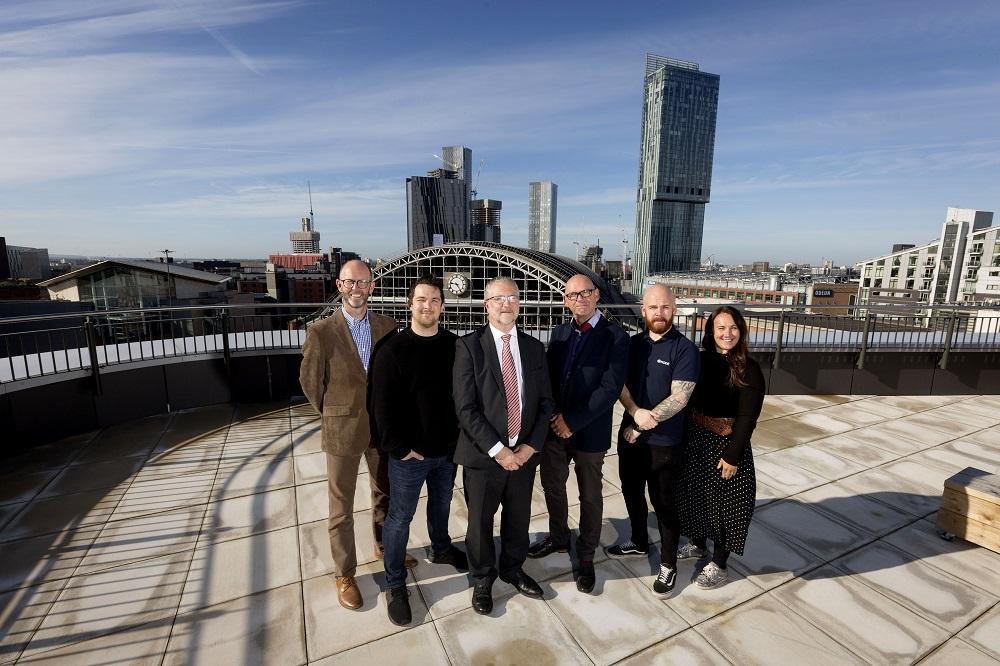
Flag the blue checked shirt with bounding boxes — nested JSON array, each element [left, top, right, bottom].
[[342, 308, 372, 373]]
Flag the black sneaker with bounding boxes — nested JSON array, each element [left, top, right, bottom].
[[386, 586, 411, 626], [652, 564, 677, 594], [606, 539, 649, 559], [431, 545, 469, 572]]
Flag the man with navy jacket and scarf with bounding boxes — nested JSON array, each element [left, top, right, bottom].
[[453, 276, 554, 615], [526, 274, 628, 593]]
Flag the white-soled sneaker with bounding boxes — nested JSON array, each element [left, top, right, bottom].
[[652, 564, 677, 594], [605, 539, 649, 559], [695, 562, 729, 588], [677, 542, 707, 560]]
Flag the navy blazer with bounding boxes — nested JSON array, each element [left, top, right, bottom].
[[546, 315, 629, 453], [453, 325, 554, 469]]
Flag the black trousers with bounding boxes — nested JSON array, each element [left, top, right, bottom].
[[618, 436, 682, 567], [463, 456, 539, 580], [539, 438, 605, 561]]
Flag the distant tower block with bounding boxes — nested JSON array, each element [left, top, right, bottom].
[[290, 216, 321, 254], [470, 199, 502, 243], [528, 181, 557, 252]]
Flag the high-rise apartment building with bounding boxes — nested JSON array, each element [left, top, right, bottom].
[[528, 181, 557, 252], [470, 199, 502, 243], [290, 216, 321, 254], [632, 54, 720, 287], [857, 208, 998, 313], [407, 146, 473, 250]]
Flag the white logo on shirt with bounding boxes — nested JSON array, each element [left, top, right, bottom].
[[657, 359, 670, 366]]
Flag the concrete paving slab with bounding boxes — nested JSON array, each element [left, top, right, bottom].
[[292, 450, 326, 484], [806, 433, 900, 467], [302, 563, 430, 661], [201, 486, 297, 544], [0, 431, 97, 475], [15, 615, 173, 666], [619, 549, 764, 625], [615, 628, 731, 665], [761, 443, 867, 482], [298, 513, 377, 580], [771, 564, 950, 663], [309, 623, 448, 666], [38, 457, 143, 498], [0, 488, 124, 542], [111, 471, 215, 521], [831, 541, 997, 633], [19, 549, 192, 662], [728, 522, 824, 590], [754, 497, 871, 561], [211, 457, 294, 501], [436, 594, 592, 666], [72, 414, 172, 463], [0, 581, 65, 664], [959, 602, 1000, 660], [543, 559, 687, 665], [795, 481, 917, 537], [883, 519, 1000, 597], [696, 593, 866, 665], [754, 454, 829, 497], [920, 638, 1000, 665], [178, 525, 300, 613], [165, 582, 305, 666], [836, 467, 941, 518], [77, 503, 206, 575], [0, 470, 57, 506]]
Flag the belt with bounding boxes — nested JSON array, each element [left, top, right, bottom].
[[692, 411, 735, 437]]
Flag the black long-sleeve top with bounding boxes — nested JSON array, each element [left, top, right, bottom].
[[369, 328, 459, 460], [689, 350, 766, 465]]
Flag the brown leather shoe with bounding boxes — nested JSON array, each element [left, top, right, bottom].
[[335, 575, 363, 610], [375, 548, 418, 569]]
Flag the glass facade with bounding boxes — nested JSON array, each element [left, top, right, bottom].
[[633, 54, 719, 285], [528, 181, 557, 252], [77, 265, 173, 310], [406, 175, 469, 250]]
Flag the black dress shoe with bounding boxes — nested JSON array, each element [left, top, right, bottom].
[[576, 560, 596, 593], [501, 570, 543, 598], [527, 535, 570, 559], [472, 578, 494, 615]]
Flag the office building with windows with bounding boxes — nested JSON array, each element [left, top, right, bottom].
[[406, 147, 474, 250], [470, 199, 502, 243], [632, 54, 719, 288], [528, 181, 557, 252]]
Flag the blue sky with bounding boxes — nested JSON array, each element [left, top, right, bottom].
[[1, 0, 998, 266]]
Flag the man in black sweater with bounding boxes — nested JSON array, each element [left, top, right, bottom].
[[369, 275, 468, 626]]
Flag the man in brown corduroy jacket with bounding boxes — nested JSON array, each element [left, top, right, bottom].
[[299, 259, 414, 610]]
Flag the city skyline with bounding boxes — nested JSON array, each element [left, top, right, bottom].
[[1, 0, 999, 265]]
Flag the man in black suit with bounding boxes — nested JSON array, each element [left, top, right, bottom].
[[527, 274, 628, 593], [453, 276, 554, 615]]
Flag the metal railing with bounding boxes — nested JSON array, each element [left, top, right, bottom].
[[2, 303, 998, 386]]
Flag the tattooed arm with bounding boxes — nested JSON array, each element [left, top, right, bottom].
[[648, 380, 696, 424]]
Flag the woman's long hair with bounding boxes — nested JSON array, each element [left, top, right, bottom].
[[702, 306, 750, 388]]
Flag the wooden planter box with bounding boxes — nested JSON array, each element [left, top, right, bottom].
[[936, 467, 1000, 554]]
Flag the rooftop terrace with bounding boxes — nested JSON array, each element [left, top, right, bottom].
[[1, 394, 999, 665]]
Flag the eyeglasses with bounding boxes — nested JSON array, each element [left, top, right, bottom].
[[565, 288, 595, 301], [339, 278, 372, 288], [485, 294, 519, 304]]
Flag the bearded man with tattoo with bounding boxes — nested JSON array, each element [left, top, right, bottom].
[[606, 284, 700, 596]]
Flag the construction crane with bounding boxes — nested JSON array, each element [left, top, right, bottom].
[[470, 159, 485, 199], [432, 153, 461, 171]]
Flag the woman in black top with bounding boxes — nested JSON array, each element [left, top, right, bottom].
[[676, 306, 765, 588]]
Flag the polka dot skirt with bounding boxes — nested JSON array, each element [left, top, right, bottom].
[[676, 423, 756, 555]]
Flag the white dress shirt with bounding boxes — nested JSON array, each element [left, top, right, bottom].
[[487, 324, 524, 458]]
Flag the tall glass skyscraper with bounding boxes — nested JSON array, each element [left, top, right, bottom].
[[632, 54, 719, 287], [528, 181, 557, 252], [406, 146, 473, 250]]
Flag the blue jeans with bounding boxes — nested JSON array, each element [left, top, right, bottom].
[[383, 454, 457, 589]]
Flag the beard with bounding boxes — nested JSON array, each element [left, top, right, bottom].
[[645, 316, 671, 334]]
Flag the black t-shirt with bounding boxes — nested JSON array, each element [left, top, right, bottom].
[[622, 327, 700, 446], [689, 349, 766, 464], [369, 327, 459, 459]]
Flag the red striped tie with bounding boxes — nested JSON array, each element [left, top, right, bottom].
[[501, 334, 521, 439]]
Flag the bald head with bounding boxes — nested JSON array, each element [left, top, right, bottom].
[[641, 283, 676, 338], [564, 274, 599, 325], [339, 259, 372, 280]]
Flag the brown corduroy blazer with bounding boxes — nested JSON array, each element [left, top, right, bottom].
[[299, 309, 397, 456]]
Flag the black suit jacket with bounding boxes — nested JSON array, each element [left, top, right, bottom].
[[547, 316, 629, 453], [453, 325, 554, 469]]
